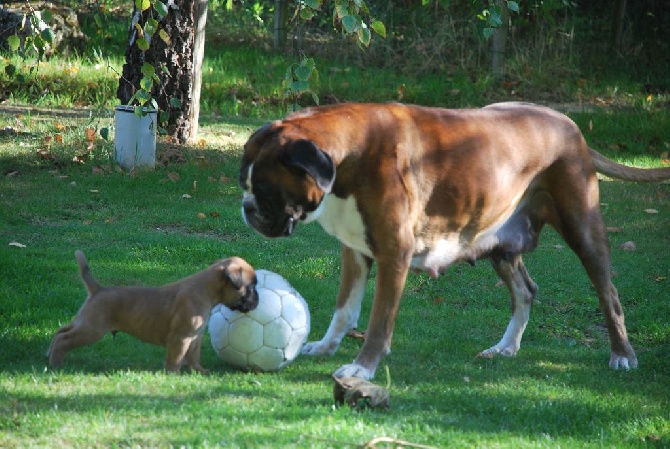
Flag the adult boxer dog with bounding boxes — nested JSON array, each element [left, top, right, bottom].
[[239, 102, 670, 380], [48, 250, 258, 372]]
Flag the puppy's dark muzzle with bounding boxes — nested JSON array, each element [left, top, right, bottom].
[[232, 289, 259, 313]]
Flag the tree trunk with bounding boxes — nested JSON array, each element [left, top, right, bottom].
[[188, 0, 208, 144], [610, 0, 627, 56], [490, 0, 509, 79], [116, 0, 196, 144], [273, 0, 289, 50]]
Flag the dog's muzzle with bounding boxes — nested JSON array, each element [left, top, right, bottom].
[[232, 288, 259, 313], [241, 195, 296, 237]]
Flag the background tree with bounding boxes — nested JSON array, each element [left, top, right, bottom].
[[116, 0, 207, 145]]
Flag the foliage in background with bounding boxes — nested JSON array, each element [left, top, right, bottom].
[[0, 1, 668, 119]]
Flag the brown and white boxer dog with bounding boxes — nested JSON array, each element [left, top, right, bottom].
[[239, 102, 670, 380]]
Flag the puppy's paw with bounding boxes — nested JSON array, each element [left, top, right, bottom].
[[334, 363, 374, 380], [301, 340, 339, 356]]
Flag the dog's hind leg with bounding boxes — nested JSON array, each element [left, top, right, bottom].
[[478, 253, 538, 358], [182, 334, 207, 374], [553, 199, 637, 369], [48, 323, 107, 367]]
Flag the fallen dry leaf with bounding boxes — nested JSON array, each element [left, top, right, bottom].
[[619, 241, 636, 251], [644, 208, 658, 214], [333, 376, 390, 409], [397, 83, 405, 100], [210, 211, 221, 218], [36, 149, 52, 160], [85, 127, 96, 142], [167, 172, 180, 183], [346, 329, 366, 340], [196, 212, 206, 219], [73, 153, 89, 164], [54, 133, 63, 144], [159, 147, 186, 165]]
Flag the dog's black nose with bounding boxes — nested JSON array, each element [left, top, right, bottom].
[[242, 199, 257, 215]]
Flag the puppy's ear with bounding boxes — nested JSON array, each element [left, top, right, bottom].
[[281, 139, 336, 194], [218, 260, 251, 288]]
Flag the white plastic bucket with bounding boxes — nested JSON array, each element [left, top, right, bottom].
[[114, 105, 157, 169]]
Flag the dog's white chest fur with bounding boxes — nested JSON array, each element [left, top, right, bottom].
[[311, 195, 373, 257], [310, 194, 503, 275]]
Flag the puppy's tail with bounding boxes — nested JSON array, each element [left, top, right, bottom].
[[75, 250, 102, 295]]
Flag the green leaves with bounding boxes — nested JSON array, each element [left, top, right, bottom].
[[154, 0, 169, 18], [283, 58, 320, 105], [476, 0, 520, 39], [7, 35, 21, 52], [371, 20, 386, 38], [135, 0, 151, 12]]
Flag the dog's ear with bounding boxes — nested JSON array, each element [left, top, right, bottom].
[[217, 258, 254, 288], [240, 122, 280, 185], [281, 139, 336, 194]]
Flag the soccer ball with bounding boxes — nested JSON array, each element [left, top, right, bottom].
[[209, 269, 310, 372]]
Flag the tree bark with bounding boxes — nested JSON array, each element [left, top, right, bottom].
[[490, 0, 509, 79], [610, 0, 627, 56], [273, 0, 289, 50], [116, 0, 197, 144], [188, 0, 208, 144]]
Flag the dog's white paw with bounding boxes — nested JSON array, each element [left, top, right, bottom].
[[333, 363, 374, 380], [301, 340, 338, 356], [609, 353, 638, 370], [477, 343, 519, 359]]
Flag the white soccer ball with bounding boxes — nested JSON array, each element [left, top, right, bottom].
[[209, 269, 310, 372]]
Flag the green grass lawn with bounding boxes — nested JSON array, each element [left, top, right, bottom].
[[0, 105, 668, 448]]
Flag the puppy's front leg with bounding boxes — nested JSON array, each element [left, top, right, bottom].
[[334, 256, 410, 380], [302, 245, 372, 356]]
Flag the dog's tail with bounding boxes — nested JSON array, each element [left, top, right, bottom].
[[75, 250, 102, 296], [589, 148, 670, 183]]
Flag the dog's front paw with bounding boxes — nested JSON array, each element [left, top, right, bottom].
[[609, 353, 638, 370], [477, 342, 519, 359], [334, 363, 374, 380], [302, 340, 339, 356]]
